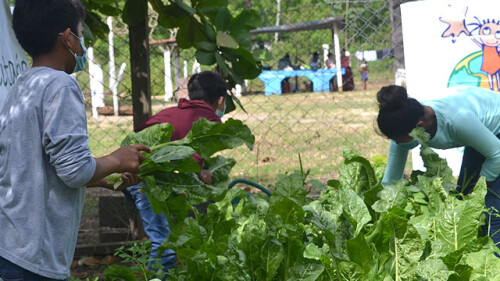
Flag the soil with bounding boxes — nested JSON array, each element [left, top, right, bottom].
[[70, 255, 138, 280]]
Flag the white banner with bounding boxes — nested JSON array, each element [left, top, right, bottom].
[[0, 0, 28, 106], [401, 0, 500, 175]]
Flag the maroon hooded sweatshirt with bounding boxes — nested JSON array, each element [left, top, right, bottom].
[[135, 98, 221, 166]]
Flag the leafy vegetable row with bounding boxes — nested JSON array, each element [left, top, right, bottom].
[[107, 122, 500, 280]]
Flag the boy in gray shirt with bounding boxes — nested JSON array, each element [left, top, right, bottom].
[[0, 0, 150, 280]]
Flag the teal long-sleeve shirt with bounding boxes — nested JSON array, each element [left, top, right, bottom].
[[382, 86, 500, 185]]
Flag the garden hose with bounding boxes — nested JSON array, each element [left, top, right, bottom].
[[227, 178, 272, 197]]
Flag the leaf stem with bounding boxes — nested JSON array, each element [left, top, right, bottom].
[[394, 236, 399, 281]]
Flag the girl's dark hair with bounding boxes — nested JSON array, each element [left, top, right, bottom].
[[13, 0, 86, 58], [188, 71, 228, 105], [376, 85, 424, 140]]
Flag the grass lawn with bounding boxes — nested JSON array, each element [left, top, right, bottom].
[[86, 82, 412, 188]]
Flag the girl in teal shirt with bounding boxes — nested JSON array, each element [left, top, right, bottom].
[[377, 85, 500, 247]]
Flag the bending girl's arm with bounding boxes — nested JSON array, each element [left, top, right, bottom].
[[382, 140, 413, 186]]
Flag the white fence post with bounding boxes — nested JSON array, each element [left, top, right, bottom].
[[88, 47, 104, 122], [107, 17, 119, 116], [163, 46, 173, 102]]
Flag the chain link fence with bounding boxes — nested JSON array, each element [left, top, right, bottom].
[[76, 0, 404, 249], [78, 0, 400, 185]]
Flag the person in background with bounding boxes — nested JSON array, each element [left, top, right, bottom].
[[359, 60, 368, 90], [376, 85, 500, 248], [325, 52, 337, 91], [325, 52, 335, 69], [0, 1, 149, 280], [278, 53, 292, 70], [124, 71, 228, 273], [309, 51, 321, 70], [341, 48, 355, 91], [278, 53, 292, 93]]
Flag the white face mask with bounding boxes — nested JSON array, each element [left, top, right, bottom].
[[216, 102, 226, 118], [59, 31, 88, 73]]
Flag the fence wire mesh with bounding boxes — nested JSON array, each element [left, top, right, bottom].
[[78, 0, 400, 188], [76, 0, 408, 249]]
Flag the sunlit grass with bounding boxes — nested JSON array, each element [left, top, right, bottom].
[[86, 84, 411, 188]]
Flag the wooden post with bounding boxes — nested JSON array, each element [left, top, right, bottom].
[[390, 0, 411, 69], [129, 19, 152, 131]]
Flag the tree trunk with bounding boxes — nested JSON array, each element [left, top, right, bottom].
[[129, 19, 152, 131]]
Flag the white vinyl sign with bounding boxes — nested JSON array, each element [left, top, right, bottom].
[[401, 0, 500, 175], [0, 0, 28, 106]]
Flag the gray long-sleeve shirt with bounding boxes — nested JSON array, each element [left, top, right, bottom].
[[0, 67, 96, 279]]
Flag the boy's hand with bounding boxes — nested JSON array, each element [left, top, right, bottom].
[[109, 144, 151, 173], [98, 172, 140, 191], [87, 144, 150, 188], [114, 172, 140, 191]]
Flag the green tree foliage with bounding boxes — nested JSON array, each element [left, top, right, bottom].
[[82, 0, 272, 112]]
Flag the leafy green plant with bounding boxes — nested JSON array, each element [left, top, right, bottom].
[[107, 122, 500, 280], [82, 0, 272, 114], [104, 240, 166, 281], [157, 128, 500, 280]]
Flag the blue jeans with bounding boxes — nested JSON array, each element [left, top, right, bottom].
[[457, 139, 500, 247], [0, 256, 63, 281], [123, 184, 176, 272]]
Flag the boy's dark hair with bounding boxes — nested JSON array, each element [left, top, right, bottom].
[[188, 71, 228, 105], [13, 0, 86, 58]]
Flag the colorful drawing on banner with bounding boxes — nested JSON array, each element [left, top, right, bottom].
[[440, 6, 500, 92]]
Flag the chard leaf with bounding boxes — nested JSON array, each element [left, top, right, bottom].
[[413, 258, 453, 280], [140, 157, 200, 176], [168, 217, 207, 251], [336, 188, 371, 237], [287, 255, 324, 281], [141, 175, 171, 215], [259, 238, 285, 281], [345, 233, 373, 273], [397, 225, 427, 279], [172, 118, 254, 159], [303, 244, 329, 261], [435, 191, 485, 252], [235, 216, 267, 279], [303, 201, 344, 257], [337, 261, 365, 280], [366, 210, 409, 255], [205, 156, 236, 187], [272, 173, 307, 206], [342, 149, 380, 193], [213, 246, 250, 281], [465, 242, 500, 280], [417, 176, 446, 214], [372, 181, 409, 213], [121, 123, 174, 147], [153, 172, 225, 204], [149, 145, 196, 163], [410, 127, 454, 184], [268, 196, 305, 232]]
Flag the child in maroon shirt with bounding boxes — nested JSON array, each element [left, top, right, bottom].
[[125, 71, 227, 272]]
